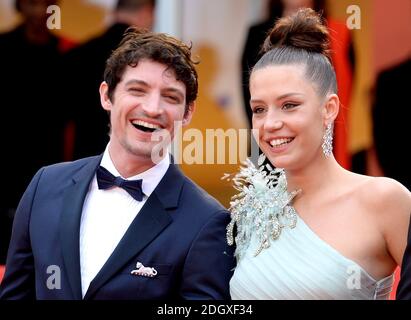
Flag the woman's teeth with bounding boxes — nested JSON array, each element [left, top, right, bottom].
[[269, 138, 294, 147]]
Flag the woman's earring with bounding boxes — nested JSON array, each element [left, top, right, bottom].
[[322, 123, 333, 157]]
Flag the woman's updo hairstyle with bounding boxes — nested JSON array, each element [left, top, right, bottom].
[[253, 8, 337, 97]]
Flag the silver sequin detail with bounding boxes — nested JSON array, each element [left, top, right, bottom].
[[224, 159, 301, 260]]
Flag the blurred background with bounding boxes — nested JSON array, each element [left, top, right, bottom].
[[0, 0, 410, 298]]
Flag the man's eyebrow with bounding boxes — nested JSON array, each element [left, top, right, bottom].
[[124, 79, 148, 87], [162, 87, 184, 99], [124, 79, 185, 99]]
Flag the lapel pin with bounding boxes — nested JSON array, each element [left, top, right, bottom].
[[131, 262, 158, 277]]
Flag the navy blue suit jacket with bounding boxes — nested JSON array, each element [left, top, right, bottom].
[[0, 156, 235, 300]]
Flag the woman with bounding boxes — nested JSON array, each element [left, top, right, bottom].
[[228, 8, 411, 299], [241, 0, 353, 169]]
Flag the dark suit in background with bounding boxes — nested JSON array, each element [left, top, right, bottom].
[[64, 23, 129, 159], [63, 0, 156, 160], [397, 217, 411, 300], [241, 14, 281, 127], [372, 58, 411, 191], [0, 24, 67, 265], [375, 58, 411, 300]]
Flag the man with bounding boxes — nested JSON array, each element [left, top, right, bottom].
[[0, 29, 235, 300], [64, 0, 156, 160]]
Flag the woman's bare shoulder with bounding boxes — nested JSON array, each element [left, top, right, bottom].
[[344, 171, 409, 204], [344, 172, 411, 215], [364, 176, 411, 207], [353, 175, 411, 234], [357, 176, 411, 265]]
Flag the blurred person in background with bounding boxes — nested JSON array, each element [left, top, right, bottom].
[[372, 57, 411, 192], [64, 0, 156, 160], [0, 0, 73, 265], [371, 56, 411, 299]]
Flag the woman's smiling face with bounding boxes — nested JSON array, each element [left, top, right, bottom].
[[250, 64, 329, 170]]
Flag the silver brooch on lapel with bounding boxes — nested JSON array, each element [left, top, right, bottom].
[[130, 262, 158, 278]]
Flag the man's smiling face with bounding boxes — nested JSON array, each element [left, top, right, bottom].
[[100, 59, 194, 161]]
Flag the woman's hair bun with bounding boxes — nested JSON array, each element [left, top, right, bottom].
[[262, 8, 330, 58]]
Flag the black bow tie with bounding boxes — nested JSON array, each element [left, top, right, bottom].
[[96, 166, 144, 201]]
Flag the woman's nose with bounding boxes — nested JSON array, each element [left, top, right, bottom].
[[263, 108, 284, 131], [264, 117, 284, 131]]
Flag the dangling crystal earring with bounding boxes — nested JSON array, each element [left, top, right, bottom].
[[322, 123, 333, 157]]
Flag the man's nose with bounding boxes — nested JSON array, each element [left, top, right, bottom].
[[142, 94, 163, 117]]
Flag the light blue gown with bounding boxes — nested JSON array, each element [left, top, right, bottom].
[[226, 160, 394, 300], [229, 207, 394, 300]]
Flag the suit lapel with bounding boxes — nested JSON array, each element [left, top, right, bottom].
[[59, 156, 102, 300], [83, 164, 185, 299]]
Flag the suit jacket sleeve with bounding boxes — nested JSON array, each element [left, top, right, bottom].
[[180, 210, 235, 300], [0, 168, 44, 300]]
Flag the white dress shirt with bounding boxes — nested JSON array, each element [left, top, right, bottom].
[[79, 146, 170, 297]]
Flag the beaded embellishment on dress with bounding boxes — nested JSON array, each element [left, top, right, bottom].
[[224, 156, 301, 260]]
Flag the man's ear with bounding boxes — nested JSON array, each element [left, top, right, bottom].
[[323, 94, 340, 125], [182, 102, 195, 127], [100, 81, 112, 111]]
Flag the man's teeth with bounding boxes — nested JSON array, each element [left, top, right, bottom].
[[132, 120, 162, 130], [270, 138, 293, 147]]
